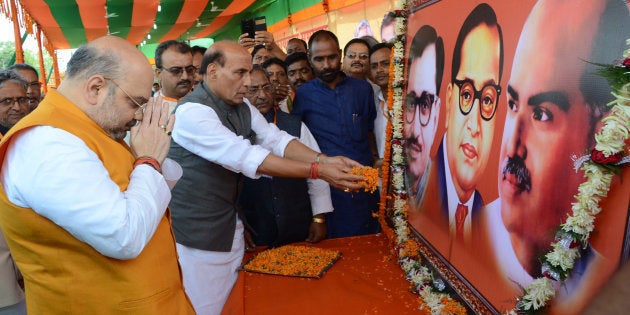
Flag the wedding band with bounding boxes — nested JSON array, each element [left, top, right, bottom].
[[160, 125, 166, 130], [343, 187, 350, 193]]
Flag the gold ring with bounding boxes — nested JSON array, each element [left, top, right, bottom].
[[343, 187, 350, 193], [160, 125, 166, 130]]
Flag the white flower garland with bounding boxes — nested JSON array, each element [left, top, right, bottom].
[[386, 1, 629, 313], [513, 42, 630, 313]]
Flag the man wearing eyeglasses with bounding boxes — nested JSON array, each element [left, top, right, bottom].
[[154, 40, 194, 111], [8, 63, 42, 110], [403, 25, 444, 209], [0, 71, 30, 137], [342, 38, 370, 80], [0, 36, 194, 314], [434, 4, 504, 247]]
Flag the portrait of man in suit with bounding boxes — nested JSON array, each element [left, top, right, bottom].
[[404, 25, 444, 209], [435, 3, 504, 245]]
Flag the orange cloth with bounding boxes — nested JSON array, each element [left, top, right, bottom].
[[0, 90, 194, 314], [222, 234, 420, 315]]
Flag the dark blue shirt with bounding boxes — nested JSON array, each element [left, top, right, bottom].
[[293, 75, 380, 238], [292, 75, 376, 166]]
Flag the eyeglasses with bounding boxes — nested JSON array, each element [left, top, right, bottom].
[[346, 53, 369, 60], [0, 97, 29, 108], [103, 77, 148, 114], [246, 84, 273, 95], [160, 65, 197, 77], [452, 78, 501, 121], [405, 91, 438, 126]]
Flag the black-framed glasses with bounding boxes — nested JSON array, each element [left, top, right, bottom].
[[452, 78, 501, 121], [345, 52, 369, 60], [405, 91, 438, 126], [246, 84, 273, 95], [103, 77, 148, 114], [0, 97, 29, 108], [160, 65, 196, 77]]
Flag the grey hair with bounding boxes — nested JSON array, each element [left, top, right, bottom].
[[65, 45, 122, 81]]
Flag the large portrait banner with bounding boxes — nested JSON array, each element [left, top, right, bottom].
[[399, 0, 630, 313]]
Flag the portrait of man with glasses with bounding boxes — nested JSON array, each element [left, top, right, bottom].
[[433, 3, 503, 248], [404, 25, 444, 209]]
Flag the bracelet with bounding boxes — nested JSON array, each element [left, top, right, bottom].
[[309, 162, 319, 179], [314, 153, 323, 163], [312, 217, 325, 224], [134, 156, 162, 173]]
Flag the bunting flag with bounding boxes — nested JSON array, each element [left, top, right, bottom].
[[1, 0, 345, 51]]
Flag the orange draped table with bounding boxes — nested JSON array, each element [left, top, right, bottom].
[[222, 233, 420, 315]]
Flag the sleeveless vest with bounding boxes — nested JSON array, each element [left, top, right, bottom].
[[168, 83, 255, 252], [0, 90, 194, 315], [240, 109, 312, 246]]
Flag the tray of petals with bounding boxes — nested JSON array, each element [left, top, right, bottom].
[[241, 245, 342, 278]]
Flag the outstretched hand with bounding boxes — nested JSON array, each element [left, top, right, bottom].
[[129, 95, 174, 164], [317, 156, 365, 191]]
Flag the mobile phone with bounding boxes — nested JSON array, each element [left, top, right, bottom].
[[241, 18, 255, 38], [254, 16, 267, 32]]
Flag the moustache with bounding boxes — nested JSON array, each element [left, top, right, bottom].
[[294, 79, 306, 86], [404, 135, 422, 152], [351, 62, 363, 68], [177, 80, 192, 86], [502, 155, 532, 193]]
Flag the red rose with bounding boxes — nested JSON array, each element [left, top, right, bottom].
[[623, 58, 630, 68], [591, 149, 623, 164]]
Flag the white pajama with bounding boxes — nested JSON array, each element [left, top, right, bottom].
[[176, 220, 245, 315]]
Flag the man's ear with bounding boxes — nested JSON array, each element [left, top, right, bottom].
[[206, 63, 218, 81], [85, 75, 106, 106], [444, 83, 453, 130]]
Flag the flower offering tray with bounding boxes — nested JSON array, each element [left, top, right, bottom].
[[240, 245, 342, 279]]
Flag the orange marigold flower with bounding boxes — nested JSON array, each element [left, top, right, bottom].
[[350, 166, 379, 193], [243, 245, 341, 278]]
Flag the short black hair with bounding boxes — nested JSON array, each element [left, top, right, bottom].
[[343, 38, 370, 57], [261, 57, 287, 73], [191, 45, 207, 56], [155, 40, 192, 69], [451, 3, 504, 84], [408, 25, 445, 95], [308, 30, 339, 51], [287, 38, 307, 51], [369, 42, 392, 58], [284, 52, 310, 69], [251, 45, 267, 58], [7, 63, 38, 77]]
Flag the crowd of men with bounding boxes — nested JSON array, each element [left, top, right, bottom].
[[0, 12, 395, 315]]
